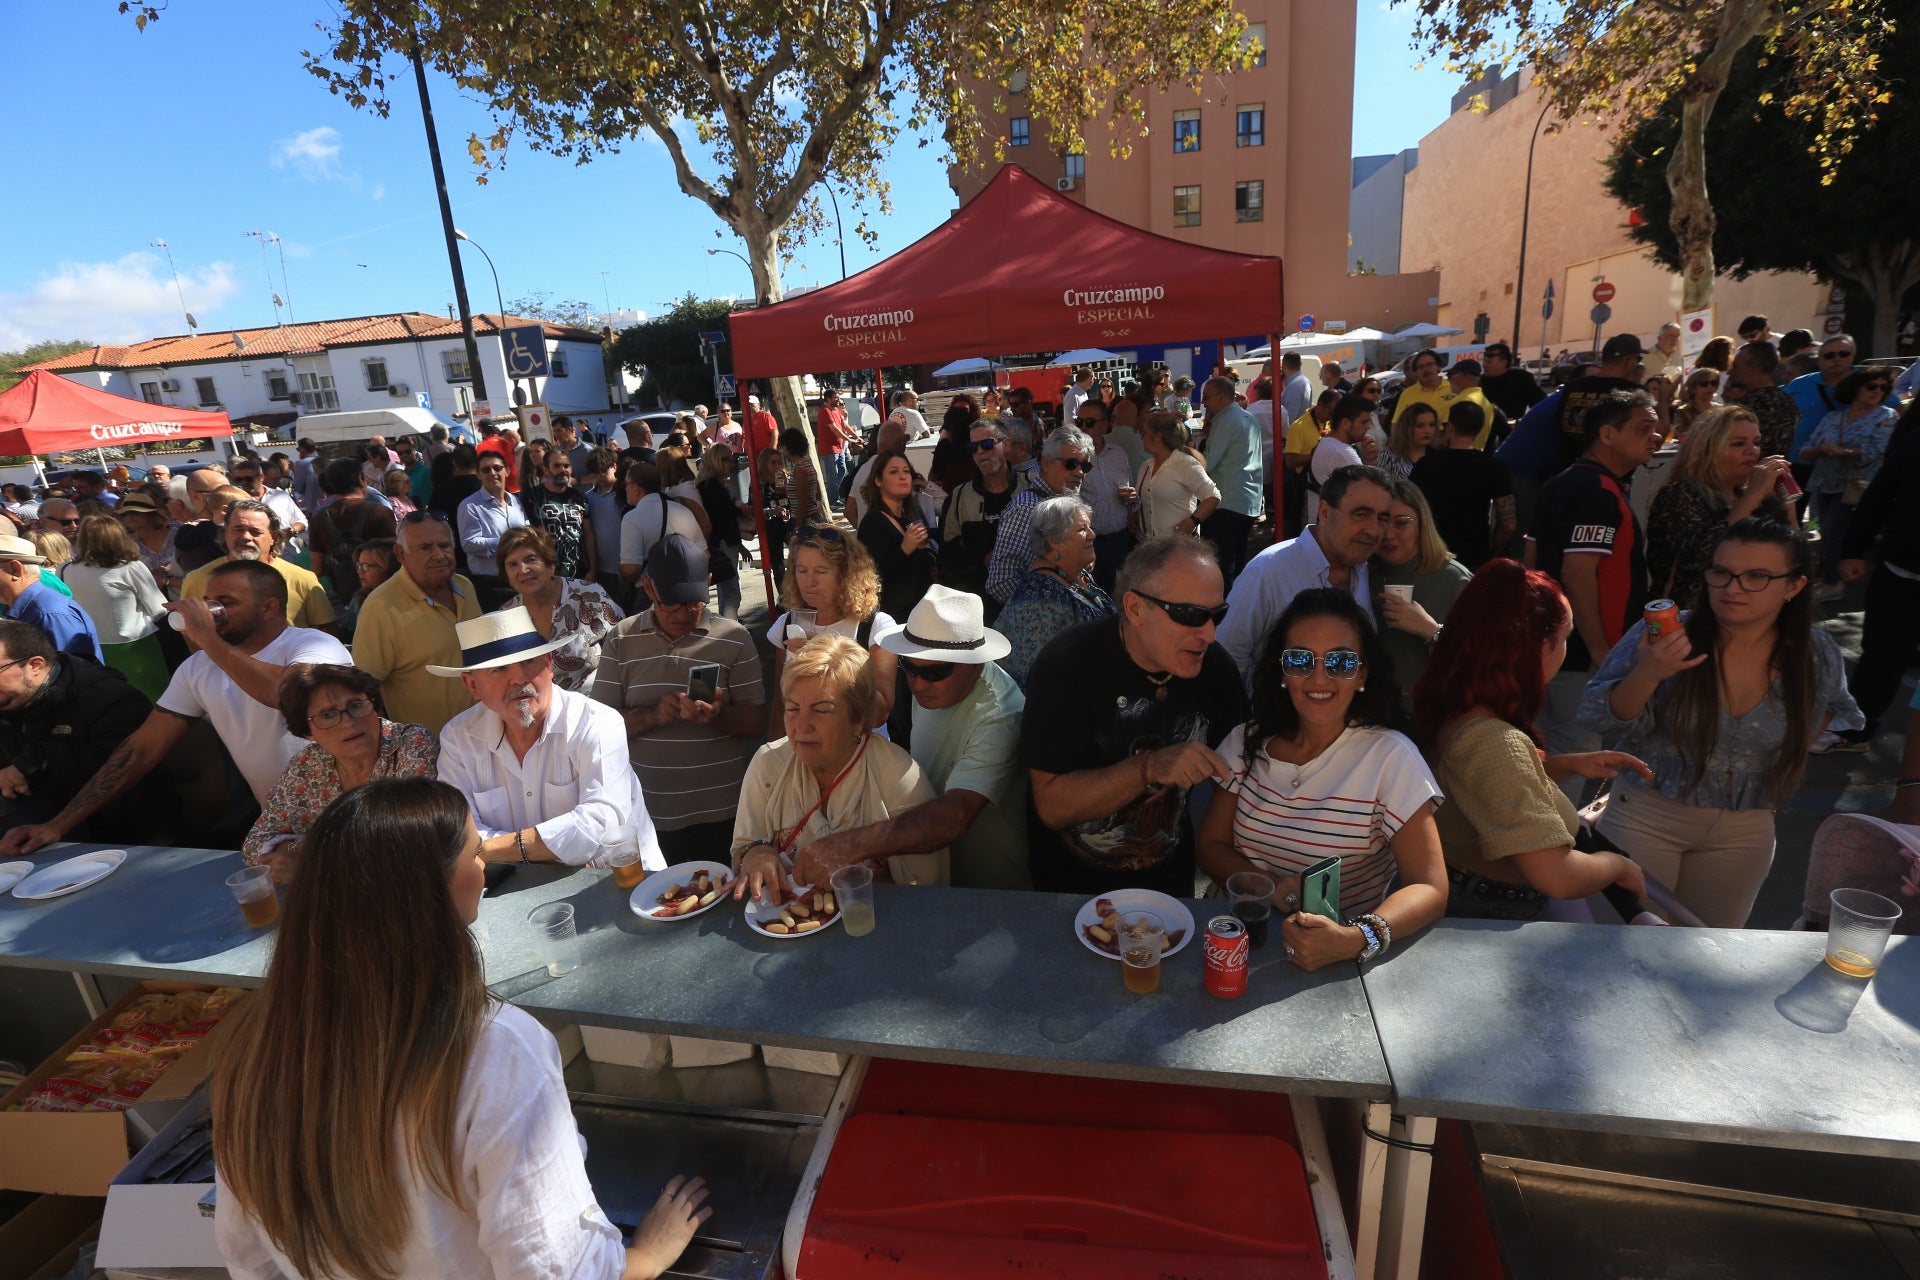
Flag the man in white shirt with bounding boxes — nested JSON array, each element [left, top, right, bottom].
[[618, 460, 705, 586], [0, 560, 351, 853], [1217, 464, 1392, 686], [229, 457, 307, 553], [433, 607, 662, 869], [1305, 393, 1380, 524], [888, 388, 932, 441], [457, 451, 529, 582], [1061, 369, 1095, 423]]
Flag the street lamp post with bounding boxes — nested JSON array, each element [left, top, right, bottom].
[[824, 185, 848, 280], [1510, 99, 1554, 356], [456, 229, 521, 404]]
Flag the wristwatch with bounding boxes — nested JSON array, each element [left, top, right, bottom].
[[1426, 623, 1444, 648], [1354, 919, 1382, 963]]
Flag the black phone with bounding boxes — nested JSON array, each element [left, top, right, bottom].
[[686, 663, 722, 704]]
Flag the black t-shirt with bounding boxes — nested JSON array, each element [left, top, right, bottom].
[[1482, 367, 1546, 422], [521, 486, 592, 580], [1019, 617, 1248, 896], [1554, 376, 1638, 472], [1527, 457, 1646, 671], [1409, 449, 1513, 569]]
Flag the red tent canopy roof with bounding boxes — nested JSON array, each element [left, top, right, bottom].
[[0, 371, 233, 456], [729, 164, 1283, 378]]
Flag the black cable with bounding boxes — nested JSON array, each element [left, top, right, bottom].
[[1363, 1121, 1438, 1155]]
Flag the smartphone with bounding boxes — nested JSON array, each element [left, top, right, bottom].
[[686, 663, 722, 704], [1300, 856, 1342, 922]]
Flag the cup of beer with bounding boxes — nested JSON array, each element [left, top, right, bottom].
[[602, 826, 644, 891], [1825, 888, 1903, 978], [829, 864, 876, 937], [1116, 911, 1165, 994], [226, 864, 279, 929]]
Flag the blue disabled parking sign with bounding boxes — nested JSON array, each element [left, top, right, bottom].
[[501, 325, 551, 379]]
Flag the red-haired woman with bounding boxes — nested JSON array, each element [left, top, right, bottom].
[[1411, 560, 1649, 920]]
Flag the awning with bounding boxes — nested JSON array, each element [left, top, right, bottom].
[[0, 371, 234, 455], [729, 165, 1284, 378], [930, 357, 1004, 379], [293, 406, 454, 444]]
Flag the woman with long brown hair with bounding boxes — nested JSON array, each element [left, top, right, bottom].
[[1579, 518, 1860, 926], [215, 778, 709, 1280]]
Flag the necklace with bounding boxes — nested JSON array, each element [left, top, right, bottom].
[[1146, 670, 1173, 702]]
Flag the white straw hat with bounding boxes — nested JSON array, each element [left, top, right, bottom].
[[426, 605, 569, 676], [876, 584, 1010, 663]]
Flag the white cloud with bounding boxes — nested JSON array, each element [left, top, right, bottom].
[[272, 126, 345, 181], [371, 183, 386, 201], [0, 253, 242, 348]]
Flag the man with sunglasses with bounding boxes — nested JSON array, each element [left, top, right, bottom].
[[229, 458, 306, 555], [1021, 536, 1245, 896], [1072, 400, 1138, 592], [790, 586, 1027, 890], [1218, 463, 1392, 687], [1785, 333, 1857, 485], [352, 511, 481, 734], [33, 498, 80, 539], [939, 423, 1019, 607], [986, 425, 1094, 604]]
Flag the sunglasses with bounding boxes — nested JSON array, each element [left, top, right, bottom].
[[1280, 648, 1364, 679], [1055, 457, 1094, 473], [899, 657, 958, 683], [309, 696, 377, 729], [1133, 591, 1229, 628], [1863, 383, 1890, 393], [1821, 351, 1854, 360], [793, 525, 846, 546], [968, 438, 1004, 453], [1075, 417, 1103, 428]]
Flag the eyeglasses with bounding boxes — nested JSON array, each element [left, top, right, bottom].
[[1133, 591, 1229, 628], [1055, 457, 1094, 473], [1386, 515, 1417, 529], [1703, 566, 1798, 591], [967, 438, 1003, 453], [402, 510, 450, 524], [309, 695, 378, 729], [899, 657, 958, 683], [1820, 350, 1854, 360], [1279, 648, 1364, 679], [0, 658, 30, 676]]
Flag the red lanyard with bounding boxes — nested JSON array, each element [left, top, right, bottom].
[[777, 736, 869, 856]]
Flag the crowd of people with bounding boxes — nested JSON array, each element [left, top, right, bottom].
[[0, 332, 1912, 1279]]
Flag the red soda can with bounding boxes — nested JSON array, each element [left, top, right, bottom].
[[1203, 916, 1248, 999], [1643, 599, 1680, 639], [1776, 470, 1804, 501]]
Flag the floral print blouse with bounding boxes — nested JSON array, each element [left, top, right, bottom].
[[242, 720, 439, 865], [508, 578, 625, 692], [994, 567, 1117, 689]]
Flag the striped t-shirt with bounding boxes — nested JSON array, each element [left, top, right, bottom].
[[590, 611, 765, 831], [1217, 723, 1442, 914]]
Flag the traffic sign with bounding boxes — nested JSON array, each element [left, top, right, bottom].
[[1824, 314, 1847, 335], [715, 374, 738, 395], [501, 324, 551, 378], [1590, 303, 1613, 325], [1592, 282, 1616, 304], [1299, 314, 1316, 332], [1543, 298, 1555, 320], [699, 330, 728, 344]]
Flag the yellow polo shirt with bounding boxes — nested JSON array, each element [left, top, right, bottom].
[[1285, 411, 1326, 468], [1391, 380, 1455, 427], [181, 556, 337, 630], [351, 567, 481, 734]]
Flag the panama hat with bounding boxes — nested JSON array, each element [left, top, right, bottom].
[[426, 605, 569, 676], [876, 584, 1010, 664], [0, 534, 46, 565]]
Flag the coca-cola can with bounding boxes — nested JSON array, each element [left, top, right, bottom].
[[1203, 916, 1248, 999]]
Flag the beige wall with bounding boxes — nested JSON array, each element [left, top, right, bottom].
[[951, 0, 1438, 332], [1404, 73, 1827, 354]]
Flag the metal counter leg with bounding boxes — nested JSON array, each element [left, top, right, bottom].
[[1371, 1110, 1438, 1280], [71, 970, 104, 1018]]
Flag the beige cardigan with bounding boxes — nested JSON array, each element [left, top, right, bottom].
[[731, 733, 950, 886]]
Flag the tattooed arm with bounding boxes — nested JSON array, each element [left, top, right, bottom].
[[0, 710, 193, 854]]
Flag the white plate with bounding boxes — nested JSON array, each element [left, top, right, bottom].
[[1074, 890, 1197, 961], [0, 861, 35, 895], [11, 849, 128, 901], [745, 881, 842, 940], [630, 861, 735, 922]]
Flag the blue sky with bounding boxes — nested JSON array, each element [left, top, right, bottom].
[[0, 2, 1458, 349]]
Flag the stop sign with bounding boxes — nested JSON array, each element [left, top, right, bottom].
[[1592, 282, 1617, 304]]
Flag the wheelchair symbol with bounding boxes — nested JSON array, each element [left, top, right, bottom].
[[501, 325, 549, 379]]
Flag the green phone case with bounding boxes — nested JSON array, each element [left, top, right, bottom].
[[1301, 856, 1342, 921]]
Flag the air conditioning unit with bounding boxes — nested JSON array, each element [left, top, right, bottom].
[[387, 383, 411, 397], [159, 379, 180, 392], [1055, 176, 1078, 192]]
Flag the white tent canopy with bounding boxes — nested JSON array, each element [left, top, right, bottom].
[[1391, 322, 1465, 340], [293, 406, 453, 444], [1049, 347, 1128, 367], [930, 357, 1004, 379]]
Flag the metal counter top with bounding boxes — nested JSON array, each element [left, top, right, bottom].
[[480, 867, 1391, 1098], [1361, 920, 1920, 1160], [0, 846, 1390, 1099]]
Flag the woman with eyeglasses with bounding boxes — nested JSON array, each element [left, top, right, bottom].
[[1801, 366, 1898, 595], [338, 537, 398, 641], [1135, 411, 1220, 537], [768, 526, 897, 736], [994, 495, 1116, 690], [856, 449, 939, 624], [1412, 561, 1649, 921], [1578, 519, 1860, 927], [241, 664, 439, 882], [1198, 589, 1445, 970], [1645, 405, 1793, 610], [381, 465, 418, 519], [217, 779, 710, 1280], [497, 528, 623, 693]]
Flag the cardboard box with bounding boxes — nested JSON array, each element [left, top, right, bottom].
[[668, 1036, 756, 1068], [579, 1025, 669, 1070], [760, 1046, 850, 1077], [0, 1193, 104, 1280], [0, 982, 246, 1197]]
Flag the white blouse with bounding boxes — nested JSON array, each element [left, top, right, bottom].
[[216, 1003, 626, 1280], [1135, 451, 1220, 537], [61, 560, 167, 645]]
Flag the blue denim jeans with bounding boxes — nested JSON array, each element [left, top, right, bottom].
[[820, 451, 849, 510]]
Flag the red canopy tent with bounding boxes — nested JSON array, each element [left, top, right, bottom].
[[0, 371, 234, 458], [729, 164, 1284, 378]]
